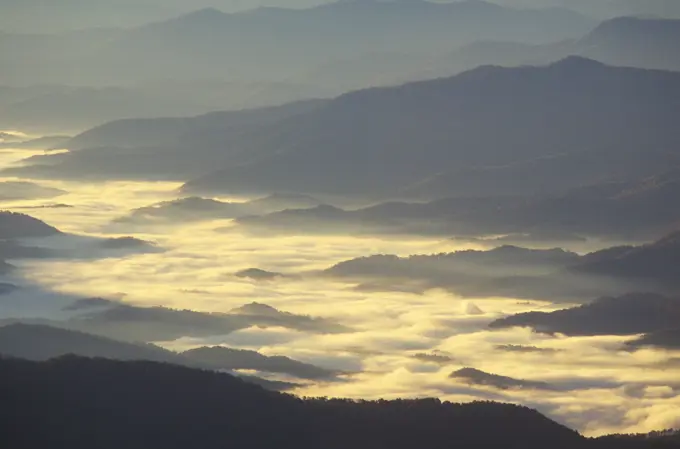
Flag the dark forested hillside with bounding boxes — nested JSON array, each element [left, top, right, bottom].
[[0, 357, 676, 449]]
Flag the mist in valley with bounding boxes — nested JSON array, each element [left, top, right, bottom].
[[2, 1, 680, 447]]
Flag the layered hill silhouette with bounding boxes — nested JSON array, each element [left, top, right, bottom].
[[1, 356, 677, 449], [0, 1, 592, 87], [7, 100, 327, 179], [489, 293, 680, 337], [573, 231, 680, 289], [0, 211, 61, 239], [4, 13, 678, 133], [183, 346, 339, 380], [237, 166, 680, 240], [111, 193, 322, 227], [14, 58, 680, 201], [429, 17, 680, 77], [0, 181, 66, 202], [0, 323, 337, 383], [3, 298, 350, 342], [627, 328, 680, 350], [180, 58, 680, 198], [322, 230, 680, 301], [450, 367, 554, 391]]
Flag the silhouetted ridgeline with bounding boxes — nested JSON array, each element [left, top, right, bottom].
[[181, 58, 680, 198], [0, 211, 61, 239], [0, 357, 677, 449], [431, 17, 680, 77], [0, 323, 335, 385], [321, 230, 680, 301], [1, 299, 349, 342], [0, 1, 593, 86], [235, 172, 680, 240], [450, 367, 555, 391], [10, 59, 680, 203], [627, 328, 680, 350], [111, 193, 323, 227], [489, 293, 680, 338]]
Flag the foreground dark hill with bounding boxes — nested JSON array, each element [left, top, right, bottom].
[[1, 357, 677, 449], [0, 356, 651, 449], [182, 58, 680, 198]]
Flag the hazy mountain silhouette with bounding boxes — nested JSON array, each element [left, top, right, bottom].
[[574, 17, 680, 72], [322, 246, 617, 301], [0, 1, 592, 87], [4, 13, 677, 133], [0, 240, 57, 260], [235, 268, 285, 280], [181, 346, 339, 380], [0, 135, 70, 150], [7, 100, 327, 179], [98, 237, 159, 251], [238, 167, 680, 241], [18, 58, 679, 196], [627, 328, 680, 350], [0, 283, 18, 295], [495, 344, 559, 354], [111, 193, 323, 227], [426, 17, 680, 78], [181, 59, 680, 198], [0, 181, 66, 202], [321, 229, 680, 301], [0, 323, 183, 363], [489, 293, 680, 336], [0, 323, 333, 383], [0, 0, 179, 33], [572, 231, 680, 288], [65, 99, 325, 151], [0, 211, 61, 239], [1, 298, 350, 342], [450, 367, 555, 391], [0, 260, 15, 275], [0, 82, 332, 134], [413, 352, 455, 364], [482, 0, 680, 19]]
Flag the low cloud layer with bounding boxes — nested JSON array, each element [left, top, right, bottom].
[[1, 167, 679, 437]]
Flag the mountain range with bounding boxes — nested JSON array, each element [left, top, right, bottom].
[[0, 323, 338, 382], [234, 166, 680, 241], [3, 356, 680, 448], [0, 1, 593, 86], [322, 229, 680, 301], [3, 13, 679, 133], [11, 58, 680, 203]]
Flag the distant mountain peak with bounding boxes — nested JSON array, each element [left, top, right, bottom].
[[582, 15, 680, 43], [166, 7, 228, 26], [549, 55, 607, 70], [184, 7, 225, 17]]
